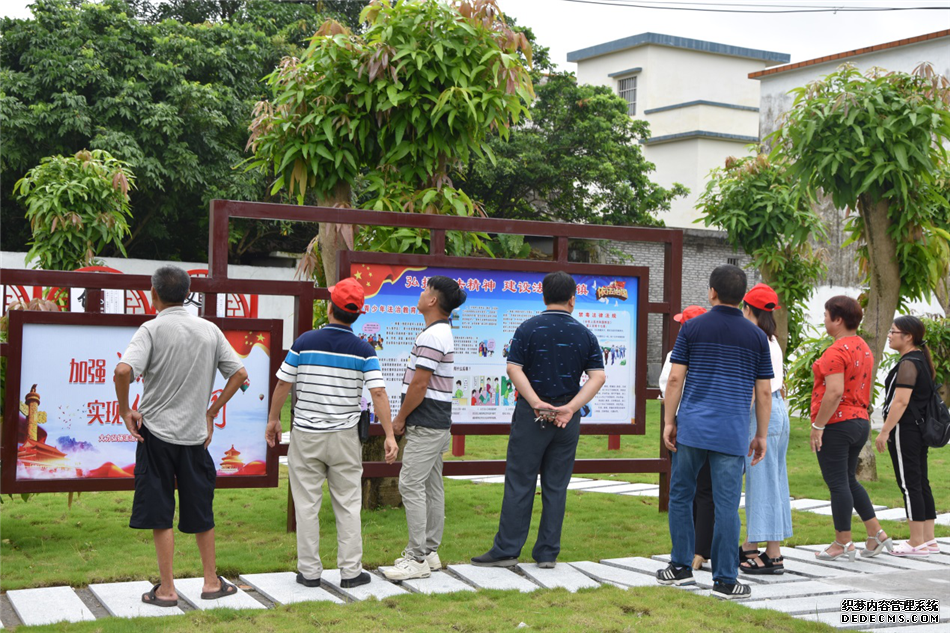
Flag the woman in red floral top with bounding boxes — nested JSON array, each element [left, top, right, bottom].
[[810, 296, 891, 561]]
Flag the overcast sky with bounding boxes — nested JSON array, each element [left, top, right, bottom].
[[3, 0, 948, 70]]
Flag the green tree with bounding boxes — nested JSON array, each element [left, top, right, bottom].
[[13, 149, 134, 271], [698, 151, 827, 355], [0, 0, 330, 261], [772, 63, 950, 376], [462, 72, 686, 226], [246, 0, 534, 286]]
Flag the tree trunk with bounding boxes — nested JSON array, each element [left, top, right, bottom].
[[935, 276, 949, 316], [316, 182, 355, 286], [361, 435, 407, 510], [760, 263, 789, 357], [854, 195, 902, 482]]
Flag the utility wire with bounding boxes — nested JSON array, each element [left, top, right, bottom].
[[559, 0, 950, 13]]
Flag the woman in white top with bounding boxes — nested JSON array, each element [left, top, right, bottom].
[[739, 284, 793, 575]]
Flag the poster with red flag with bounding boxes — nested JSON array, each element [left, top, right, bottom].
[[12, 321, 272, 484]]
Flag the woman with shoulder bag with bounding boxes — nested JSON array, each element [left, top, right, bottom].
[[874, 316, 939, 556]]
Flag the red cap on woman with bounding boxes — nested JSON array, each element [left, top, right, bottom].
[[744, 283, 781, 311]]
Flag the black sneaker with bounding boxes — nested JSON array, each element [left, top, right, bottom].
[[296, 572, 321, 588], [340, 571, 371, 588], [711, 580, 752, 600], [655, 563, 695, 586], [471, 552, 519, 567]]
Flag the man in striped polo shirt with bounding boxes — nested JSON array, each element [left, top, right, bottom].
[[265, 278, 398, 589], [382, 276, 467, 581], [657, 265, 773, 600]]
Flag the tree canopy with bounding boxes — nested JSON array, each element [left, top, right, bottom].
[[246, 0, 534, 284], [1, 0, 331, 261], [461, 72, 686, 226], [771, 63, 950, 371]]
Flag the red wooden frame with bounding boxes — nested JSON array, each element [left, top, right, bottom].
[[1, 310, 282, 493], [2, 199, 683, 509], [339, 250, 650, 435]]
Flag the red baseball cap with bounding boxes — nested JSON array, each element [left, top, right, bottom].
[[673, 305, 707, 323], [329, 277, 365, 313], [744, 283, 781, 311]]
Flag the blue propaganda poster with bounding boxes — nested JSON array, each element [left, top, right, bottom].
[[350, 263, 638, 425]]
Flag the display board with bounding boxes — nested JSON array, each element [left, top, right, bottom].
[[340, 253, 647, 430], [1, 311, 281, 493]]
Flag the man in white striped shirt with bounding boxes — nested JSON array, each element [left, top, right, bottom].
[[265, 278, 397, 589], [382, 276, 467, 581]]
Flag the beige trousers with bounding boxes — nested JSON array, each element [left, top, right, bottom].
[[398, 425, 452, 560], [287, 427, 363, 580]]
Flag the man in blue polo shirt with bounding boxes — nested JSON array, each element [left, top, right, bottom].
[[471, 271, 606, 568], [265, 277, 398, 590], [657, 264, 772, 599]]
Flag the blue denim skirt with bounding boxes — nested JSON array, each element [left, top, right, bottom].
[[744, 391, 793, 542]]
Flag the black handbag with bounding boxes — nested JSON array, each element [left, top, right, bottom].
[[358, 409, 371, 443], [906, 357, 950, 448]]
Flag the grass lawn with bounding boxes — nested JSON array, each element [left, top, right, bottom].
[[3, 400, 948, 631]]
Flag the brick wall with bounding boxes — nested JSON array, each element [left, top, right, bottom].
[[606, 228, 760, 385]]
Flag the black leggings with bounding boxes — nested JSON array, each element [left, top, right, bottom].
[[887, 421, 937, 522], [816, 418, 876, 532], [693, 457, 714, 559]]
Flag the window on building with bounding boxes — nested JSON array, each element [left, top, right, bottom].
[[727, 257, 740, 266], [617, 76, 637, 116]]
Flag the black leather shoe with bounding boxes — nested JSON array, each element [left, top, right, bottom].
[[340, 571, 371, 588], [296, 572, 321, 588], [470, 552, 518, 567]]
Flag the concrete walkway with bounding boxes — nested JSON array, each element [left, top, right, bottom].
[[3, 474, 948, 630], [2, 537, 947, 629]]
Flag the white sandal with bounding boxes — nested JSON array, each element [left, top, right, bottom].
[[925, 539, 940, 553], [861, 530, 893, 558], [815, 541, 856, 561], [890, 541, 930, 557]]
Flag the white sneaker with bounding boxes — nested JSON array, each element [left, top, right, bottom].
[[394, 549, 441, 571], [382, 557, 431, 580]]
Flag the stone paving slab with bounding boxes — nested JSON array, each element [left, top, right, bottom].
[[873, 508, 910, 522], [174, 577, 265, 611], [377, 569, 476, 595], [88, 581, 186, 618], [796, 605, 946, 630], [473, 475, 509, 484], [566, 479, 639, 491], [734, 580, 852, 601], [517, 563, 601, 592], [789, 498, 832, 511], [320, 570, 408, 601], [743, 590, 894, 615], [583, 483, 660, 495], [569, 562, 669, 588], [796, 545, 950, 572], [934, 513, 950, 526], [8, 586, 97, 627], [806, 504, 887, 516], [619, 489, 662, 497], [787, 546, 901, 574], [936, 537, 950, 546], [447, 565, 539, 593], [779, 548, 874, 577], [649, 553, 813, 585], [238, 572, 343, 605]]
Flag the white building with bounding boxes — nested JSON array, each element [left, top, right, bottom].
[[750, 29, 950, 289], [568, 33, 789, 228]]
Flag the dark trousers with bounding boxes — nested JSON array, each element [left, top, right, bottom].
[[887, 421, 937, 522], [489, 399, 581, 562], [815, 418, 876, 532], [693, 458, 714, 559]]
